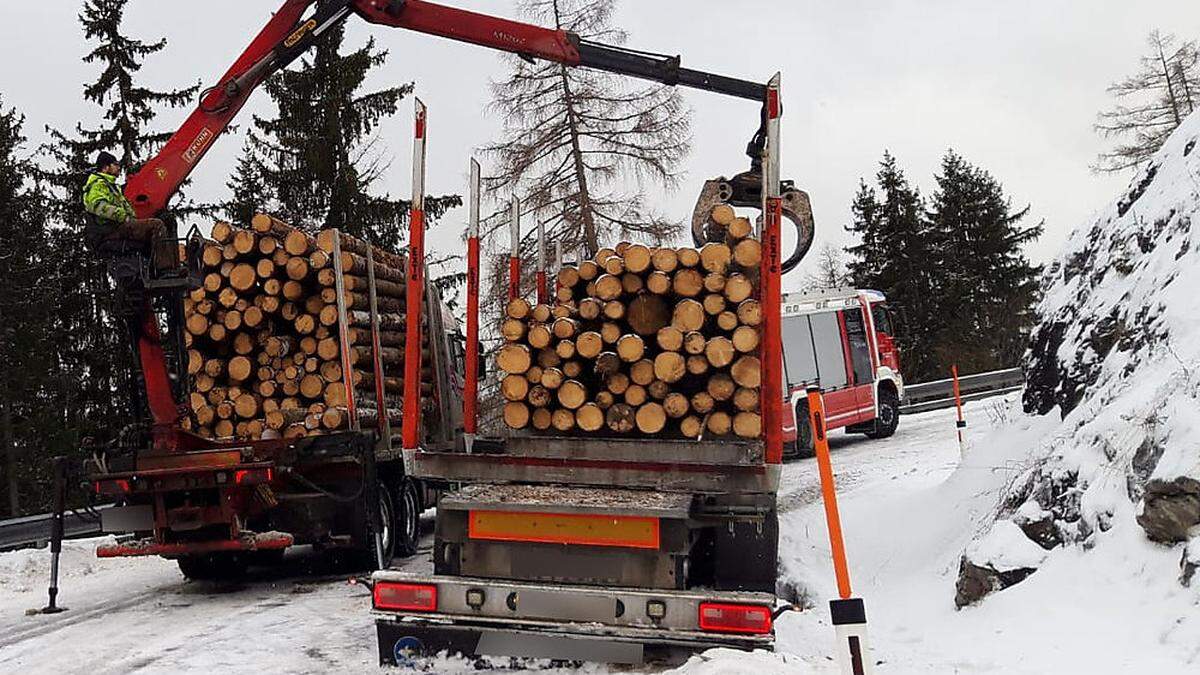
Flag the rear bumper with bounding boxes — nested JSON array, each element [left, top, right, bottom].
[[375, 617, 769, 666], [371, 573, 775, 665], [96, 530, 293, 558]]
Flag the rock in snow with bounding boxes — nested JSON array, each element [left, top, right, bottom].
[[955, 520, 1048, 608], [966, 110, 1200, 602]]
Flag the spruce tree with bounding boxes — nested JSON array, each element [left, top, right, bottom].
[[846, 152, 942, 381], [0, 99, 57, 515], [225, 139, 270, 226], [37, 0, 198, 457], [237, 24, 459, 250], [46, 0, 199, 176], [928, 150, 1042, 371]]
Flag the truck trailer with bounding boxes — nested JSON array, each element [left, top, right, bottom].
[[368, 64, 808, 663]]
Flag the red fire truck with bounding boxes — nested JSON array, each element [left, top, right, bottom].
[[780, 289, 904, 457]]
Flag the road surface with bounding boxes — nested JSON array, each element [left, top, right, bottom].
[[0, 399, 990, 674]]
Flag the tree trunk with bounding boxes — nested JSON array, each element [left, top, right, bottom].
[[3, 399, 17, 516]]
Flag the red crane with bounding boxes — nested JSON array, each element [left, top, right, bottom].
[[119, 0, 812, 457]]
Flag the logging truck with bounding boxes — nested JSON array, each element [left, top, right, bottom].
[[780, 288, 904, 458], [91, 214, 468, 576]]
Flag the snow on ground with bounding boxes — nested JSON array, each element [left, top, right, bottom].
[[3, 395, 1195, 673]]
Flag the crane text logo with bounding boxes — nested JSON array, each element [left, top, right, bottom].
[[183, 128, 215, 165], [285, 20, 318, 48]]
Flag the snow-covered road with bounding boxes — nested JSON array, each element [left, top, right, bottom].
[[0, 396, 1058, 675]]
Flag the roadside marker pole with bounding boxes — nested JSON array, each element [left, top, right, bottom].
[[401, 99, 428, 451], [951, 364, 966, 454], [463, 158, 481, 454], [535, 212, 548, 304], [507, 198, 521, 302], [807, 386, 874, 675]]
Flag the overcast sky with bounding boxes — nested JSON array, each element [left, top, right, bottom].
[[2, 1, 1199, 291]]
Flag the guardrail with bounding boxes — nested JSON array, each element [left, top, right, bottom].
[[901, 367, 1024, 415], [0, 506, 108, 553]]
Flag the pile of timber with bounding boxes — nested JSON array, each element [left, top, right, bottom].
[[181, 214, 415, 441], [497, 204, 764, 439]]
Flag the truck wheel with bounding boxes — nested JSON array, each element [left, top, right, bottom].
[[787, 402, 815, 460], [394, 478, 421, 558], [374, 480, 398, 569], [866, 388, 900, 439], [177, 553, 247, 580]]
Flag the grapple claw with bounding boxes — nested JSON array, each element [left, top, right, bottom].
[[691, 171, 814, 273]]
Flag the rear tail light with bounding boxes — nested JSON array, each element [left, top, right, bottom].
[[374, 582, 438, 612], [233, 467, 273, 485], [93, 478, 131, 495], [698, 602, 773, 634]]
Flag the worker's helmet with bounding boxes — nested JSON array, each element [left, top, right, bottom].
[[94, 151, 119, 170]]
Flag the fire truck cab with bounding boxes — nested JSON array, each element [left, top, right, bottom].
[[780, 288, 903, 458]]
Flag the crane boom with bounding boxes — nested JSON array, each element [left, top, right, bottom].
[[125, 0, 771, 219]]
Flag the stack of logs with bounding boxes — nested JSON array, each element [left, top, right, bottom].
[[181, 214, 414, 440], [497, 204, 764, 439]]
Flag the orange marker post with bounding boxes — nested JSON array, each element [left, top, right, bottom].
[[951, 364, 966, 454], [807, 386, 875, 675]]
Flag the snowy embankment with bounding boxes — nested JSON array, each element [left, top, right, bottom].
[[762, 114, 1200, 673]]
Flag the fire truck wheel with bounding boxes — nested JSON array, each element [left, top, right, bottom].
[[394, 477, 421, 558], [177, 552, 247, 580], [866, 388, 900, 439], [787, 401, 815, 460]]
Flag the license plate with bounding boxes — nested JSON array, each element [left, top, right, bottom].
[[475, 631, 643, 664], [101, 505, 155, 533]]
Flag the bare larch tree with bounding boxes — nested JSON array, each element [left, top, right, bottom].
[[482, 0, 691, 258], [1095, 30, 1200, 172], [802, 243, 852, 291]]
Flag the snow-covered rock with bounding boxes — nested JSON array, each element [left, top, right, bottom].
[[955, 520, 1049, 608]]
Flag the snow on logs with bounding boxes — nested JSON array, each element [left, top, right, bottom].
[[183, 214, 416, 441], [498, 204, 764, 439]]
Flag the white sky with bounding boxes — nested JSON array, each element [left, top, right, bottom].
[[2, 1, 1199, 292]]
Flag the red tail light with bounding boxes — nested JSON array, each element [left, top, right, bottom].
[[374, 582, 438, 612], [698, 602, 773, 634], [234, 467, 273, 485], [93, 479, 131, 495]]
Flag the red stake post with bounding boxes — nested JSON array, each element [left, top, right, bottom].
[[807, 387, 875, 675], [463, 158, 481, 453], [759, 74, 784, 466], [535, 212, 548, 305], [401, 99, 428, 451], [508, 198, 521, 302]]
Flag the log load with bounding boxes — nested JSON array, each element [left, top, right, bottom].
[[498, 201, 766, 439], [181, 214, 422, 441]]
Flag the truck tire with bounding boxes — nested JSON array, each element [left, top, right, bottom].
[[177, 552, 247, 580], [786, 401, 815, 460], [866, 388, 900, 439], [374, 480, 398, 569], [394, 478, 421, 558]]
